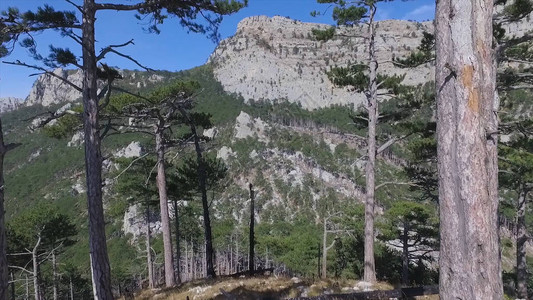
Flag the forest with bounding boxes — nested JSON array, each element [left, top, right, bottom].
[[0, 0, 532, 299]]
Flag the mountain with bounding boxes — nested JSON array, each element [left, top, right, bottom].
[[0, 97, 23, 113], [210, 16, 434, 109], [1, 15, 531, 298]]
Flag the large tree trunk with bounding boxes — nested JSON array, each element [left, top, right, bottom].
[[81, 2, 113, 298], [516, 187, 529, 299], [363, 3, 378, 284], [155, 129, 176, 287], [0, 119, 8, 300], [435, 0, 503, 296], [145, 204, 154, 289], [248, 183, 255, 276]]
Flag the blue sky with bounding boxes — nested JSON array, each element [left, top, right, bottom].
[[0, 0, 435, 99]]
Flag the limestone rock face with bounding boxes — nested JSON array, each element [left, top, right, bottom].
[[210, 16, 434, 110], [25, 68, 84, 106], [0, 97, 23, 113]]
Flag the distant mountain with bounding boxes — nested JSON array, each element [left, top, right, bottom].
[[209, 16, 434, 109], [0, 96, 23, 113]]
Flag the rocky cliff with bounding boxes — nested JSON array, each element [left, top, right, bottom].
[[209, 16, 434, 109], [0, 97, 23, 113], [25, 68, 84, 106]]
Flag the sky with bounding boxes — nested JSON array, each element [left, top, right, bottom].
[[0, 0, 435, 99]]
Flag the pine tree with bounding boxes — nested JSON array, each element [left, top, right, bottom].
[[312, 0, 433, 282], [0, 1, 246, 295]]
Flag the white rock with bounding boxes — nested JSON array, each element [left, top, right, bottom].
[[217, 146, 236, 161], [71, 181, 85, 195], [67, 131, 84, 147], [0, 97, 23, 113], [203, 127, 218, 139], [115, 141, 142, 158], [355, 281, 373, 292], [210, 16, 434, 110], [234, 111, 269, 142]]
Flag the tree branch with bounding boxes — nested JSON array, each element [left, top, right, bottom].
[[3, 61, 82, 92]]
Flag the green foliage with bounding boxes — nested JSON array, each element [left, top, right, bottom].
[[172, 155, 228, 199], [503, 0, 533, 21], [42, 112, 81, 138], [256, 219, 321, 276], [8, 202, 77, 249], [135, 0, 247, 41], [311, 27, 335, 41], [378, 200, 439, 253], [394, 31, 435, 68]]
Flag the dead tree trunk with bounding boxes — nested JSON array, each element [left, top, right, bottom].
[[516, 187, 529, 299], [435, 0, 503, 296], [52, 249, 58, 300], [82, 1, 113, 297], [155, 128, 176, 287], [173, 200, 181, 284], [32, 235, 42, 300], [145, 204, 154, 289], [248, 183, 255, 276]]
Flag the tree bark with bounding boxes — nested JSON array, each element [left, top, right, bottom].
[[435, 0, 503, 296], [364, 3, 378, 284], [32, 235, 42, 300], [0, 119, 8, 300], [173, 200, 181, 284], [182, 110, 216, 278], [145, 204, 154, 289], [155, 128, 176, 287], [516, 187, 529, 299], [322, 223, 328, 279], [81, 2, 113, 298], [52, 249, 58, 300], [402, 221, 409, 286], [248, 183, 255, 276], [70, 277, 74, 300]]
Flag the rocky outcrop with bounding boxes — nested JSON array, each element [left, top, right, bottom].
[[0, 97, 23, 113], [25, 68, 84, 106], [210, 16, 434, 109]]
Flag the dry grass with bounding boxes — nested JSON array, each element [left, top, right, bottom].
[[133, 275, 304, 300], [129, 276, 403, 300]]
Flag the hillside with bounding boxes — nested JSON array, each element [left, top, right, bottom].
[[1, 14, 532, 299]]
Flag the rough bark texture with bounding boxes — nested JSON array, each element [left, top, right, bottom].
[[435, 0, 503, 297], [248, 183, 255, 275], [82, 1, 113, 298], [363, 4, 378, 284], [0, 120, 8, 300], [516, 187, 529, 299], [155, 129, 176, 287]]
